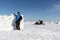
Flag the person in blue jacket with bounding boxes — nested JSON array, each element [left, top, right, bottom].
[[14, 12, 22, 30]]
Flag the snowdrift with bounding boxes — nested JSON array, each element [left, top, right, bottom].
[[0, 14, 14, 31], [0, 14, 24, 31]]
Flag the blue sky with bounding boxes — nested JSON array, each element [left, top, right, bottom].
[[0, 0, 60, 21]]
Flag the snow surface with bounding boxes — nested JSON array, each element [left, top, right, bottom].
[[0, 15, 60, 40], [0, 14, 14, 31]]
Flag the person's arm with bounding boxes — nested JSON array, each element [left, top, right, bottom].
[[13, 13, 16, 16]]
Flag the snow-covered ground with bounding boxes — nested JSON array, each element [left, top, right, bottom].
[[0, 15, 60, 40]]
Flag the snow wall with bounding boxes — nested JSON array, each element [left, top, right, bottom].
[[0, 14, 24, 31]]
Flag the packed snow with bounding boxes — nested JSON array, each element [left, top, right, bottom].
[[0, 14, 60, 40]]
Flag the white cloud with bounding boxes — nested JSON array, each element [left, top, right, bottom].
[[54, 4, 60, 10], [45, 3, 60, 13]]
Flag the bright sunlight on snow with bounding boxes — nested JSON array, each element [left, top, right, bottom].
[[0, 14, 60, 40]]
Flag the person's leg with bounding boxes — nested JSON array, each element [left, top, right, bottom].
[[16, 22, 20, 30], [16, 23, 18, 30], [18, 22, 20, 30]]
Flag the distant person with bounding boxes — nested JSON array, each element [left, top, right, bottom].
[[13, 12, 22, 30]]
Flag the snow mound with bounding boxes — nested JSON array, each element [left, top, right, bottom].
[[0, 14, 14, 31]]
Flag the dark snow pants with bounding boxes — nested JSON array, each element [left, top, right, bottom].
[[16, 21, 20, 30]]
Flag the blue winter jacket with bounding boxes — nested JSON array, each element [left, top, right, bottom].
[[16, 15, 20, 22]]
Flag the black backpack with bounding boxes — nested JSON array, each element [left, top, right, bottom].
[[18, 16, 22, 21]]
